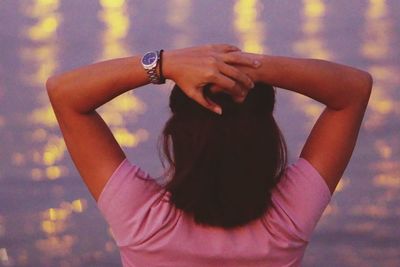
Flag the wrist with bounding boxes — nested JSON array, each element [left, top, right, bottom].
[[141, 50, 165, 84], [252, 54, 267, 82], [162, 50, 177, 80], [157, 50, 166, 83]]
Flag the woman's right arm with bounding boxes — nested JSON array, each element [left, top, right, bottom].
[[247, 55, 373, 194]]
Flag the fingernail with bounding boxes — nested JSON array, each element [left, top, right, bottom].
[[253, 60, 261, 67], [214, 107, 222, 115]]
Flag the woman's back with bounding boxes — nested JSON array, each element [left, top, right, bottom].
[[98, 157, 330, 267]]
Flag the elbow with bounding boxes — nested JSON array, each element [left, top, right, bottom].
[[46, 75, 72, 113], [360, 71, 373, 103], [46, 75, 64, 104], [46, 76, 89, 114], [352, 71, 373, 106], [46, 76, 58, 97]]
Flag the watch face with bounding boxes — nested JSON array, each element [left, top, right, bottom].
[[142, 51, 158, 66]]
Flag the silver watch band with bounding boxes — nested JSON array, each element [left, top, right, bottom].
[[145, 51, 163, 84], [147, 66, 162, 84]]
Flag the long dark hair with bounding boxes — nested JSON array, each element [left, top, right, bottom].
[[158, 83, 287, 229]]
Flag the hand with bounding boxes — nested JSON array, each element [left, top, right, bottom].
[[163, 44, 261, 114], [208, 51, 263, 103]]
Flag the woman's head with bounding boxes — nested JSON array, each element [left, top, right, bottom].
[[159, 83, 287, 229]]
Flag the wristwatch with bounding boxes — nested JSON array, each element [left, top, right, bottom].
[[141, 50, 164, 84]]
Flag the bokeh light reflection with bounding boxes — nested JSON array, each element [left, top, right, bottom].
[[1, 1, 399, 266], [233, 0, 266, 53], [167, 0, 193, 48], [96, 0, 148, 152], [290, 0, 331, 128], [293, 0, 331, 60]]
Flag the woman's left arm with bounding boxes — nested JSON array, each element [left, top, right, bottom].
[[46, 44, 258, 201]]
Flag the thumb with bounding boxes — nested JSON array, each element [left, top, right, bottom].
[[195, 93, 222, 115], [205, 97, 223, 115]]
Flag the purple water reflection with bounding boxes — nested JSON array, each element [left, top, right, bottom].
[[0, 0, 399, 266]]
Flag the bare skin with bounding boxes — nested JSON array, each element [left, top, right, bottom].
[[46, 44, 372, 201], [228, 53, 373, 194], [46, 44, 258, 201]]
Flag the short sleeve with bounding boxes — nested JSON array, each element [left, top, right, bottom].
[[97, 158, 166, 246], [266, 157, 332, 241]]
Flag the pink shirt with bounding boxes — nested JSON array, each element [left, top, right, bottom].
[[97, 157, 331, 267]]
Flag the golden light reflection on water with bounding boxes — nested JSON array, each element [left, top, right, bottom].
[[360, 0, 400, 210], [362, 0, 399, 130], [3, 1, 399, 266], [360, 0, 400, 130], [42, 138, 65, 165], [319, 179, 347, 218], [335, 177, 349, 192], [27, 15, 60, 42], [19, 0, 60, 17], [363, 66, 400, 129], [113, 128, 149, 148], [96, 0, 151, 246], [35, 235, 76, 257], [15, 1, 150, 262], [374, 174, 400, 188], [167, 0, 193, 48], [352, 204, 389, 218], [293, 0, 331, 60], [29, 105, 58, 127], [19, 13, 59, 86], [374, 139, 392, 159], [97, 0, 148, 149], [361, 0, 390, 60], [290, 0, 331, 128], [35, 199, 87, 259], [336, 1, 400, 251], [29, 135, 67, 181], [16, 1, 90, 264], [233, 0, 266, 53], [18, 0, 60, 49], [19, 0, 68, 184], [98, 0, 130, 59]]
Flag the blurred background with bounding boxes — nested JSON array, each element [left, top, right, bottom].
[[0, 0, 399, 266]]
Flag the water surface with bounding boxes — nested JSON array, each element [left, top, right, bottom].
[[0, 0, 399, 266]]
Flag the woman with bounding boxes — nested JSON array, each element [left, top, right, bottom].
[[46, 44, 372, 266]]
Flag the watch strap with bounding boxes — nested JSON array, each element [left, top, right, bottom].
[[159, 49, 166, 84], [147, 66, 163, 84], [144, 50, 165, 84]]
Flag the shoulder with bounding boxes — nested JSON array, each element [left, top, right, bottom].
[[97, 158, 164, 216], [264, 157, 331, 241]]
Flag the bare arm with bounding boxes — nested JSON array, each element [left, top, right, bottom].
[[239, 54, 373, 194], [46, 44, 257, 201]]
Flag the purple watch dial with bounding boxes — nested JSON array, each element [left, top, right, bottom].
[[142, 52, 158, 66]]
